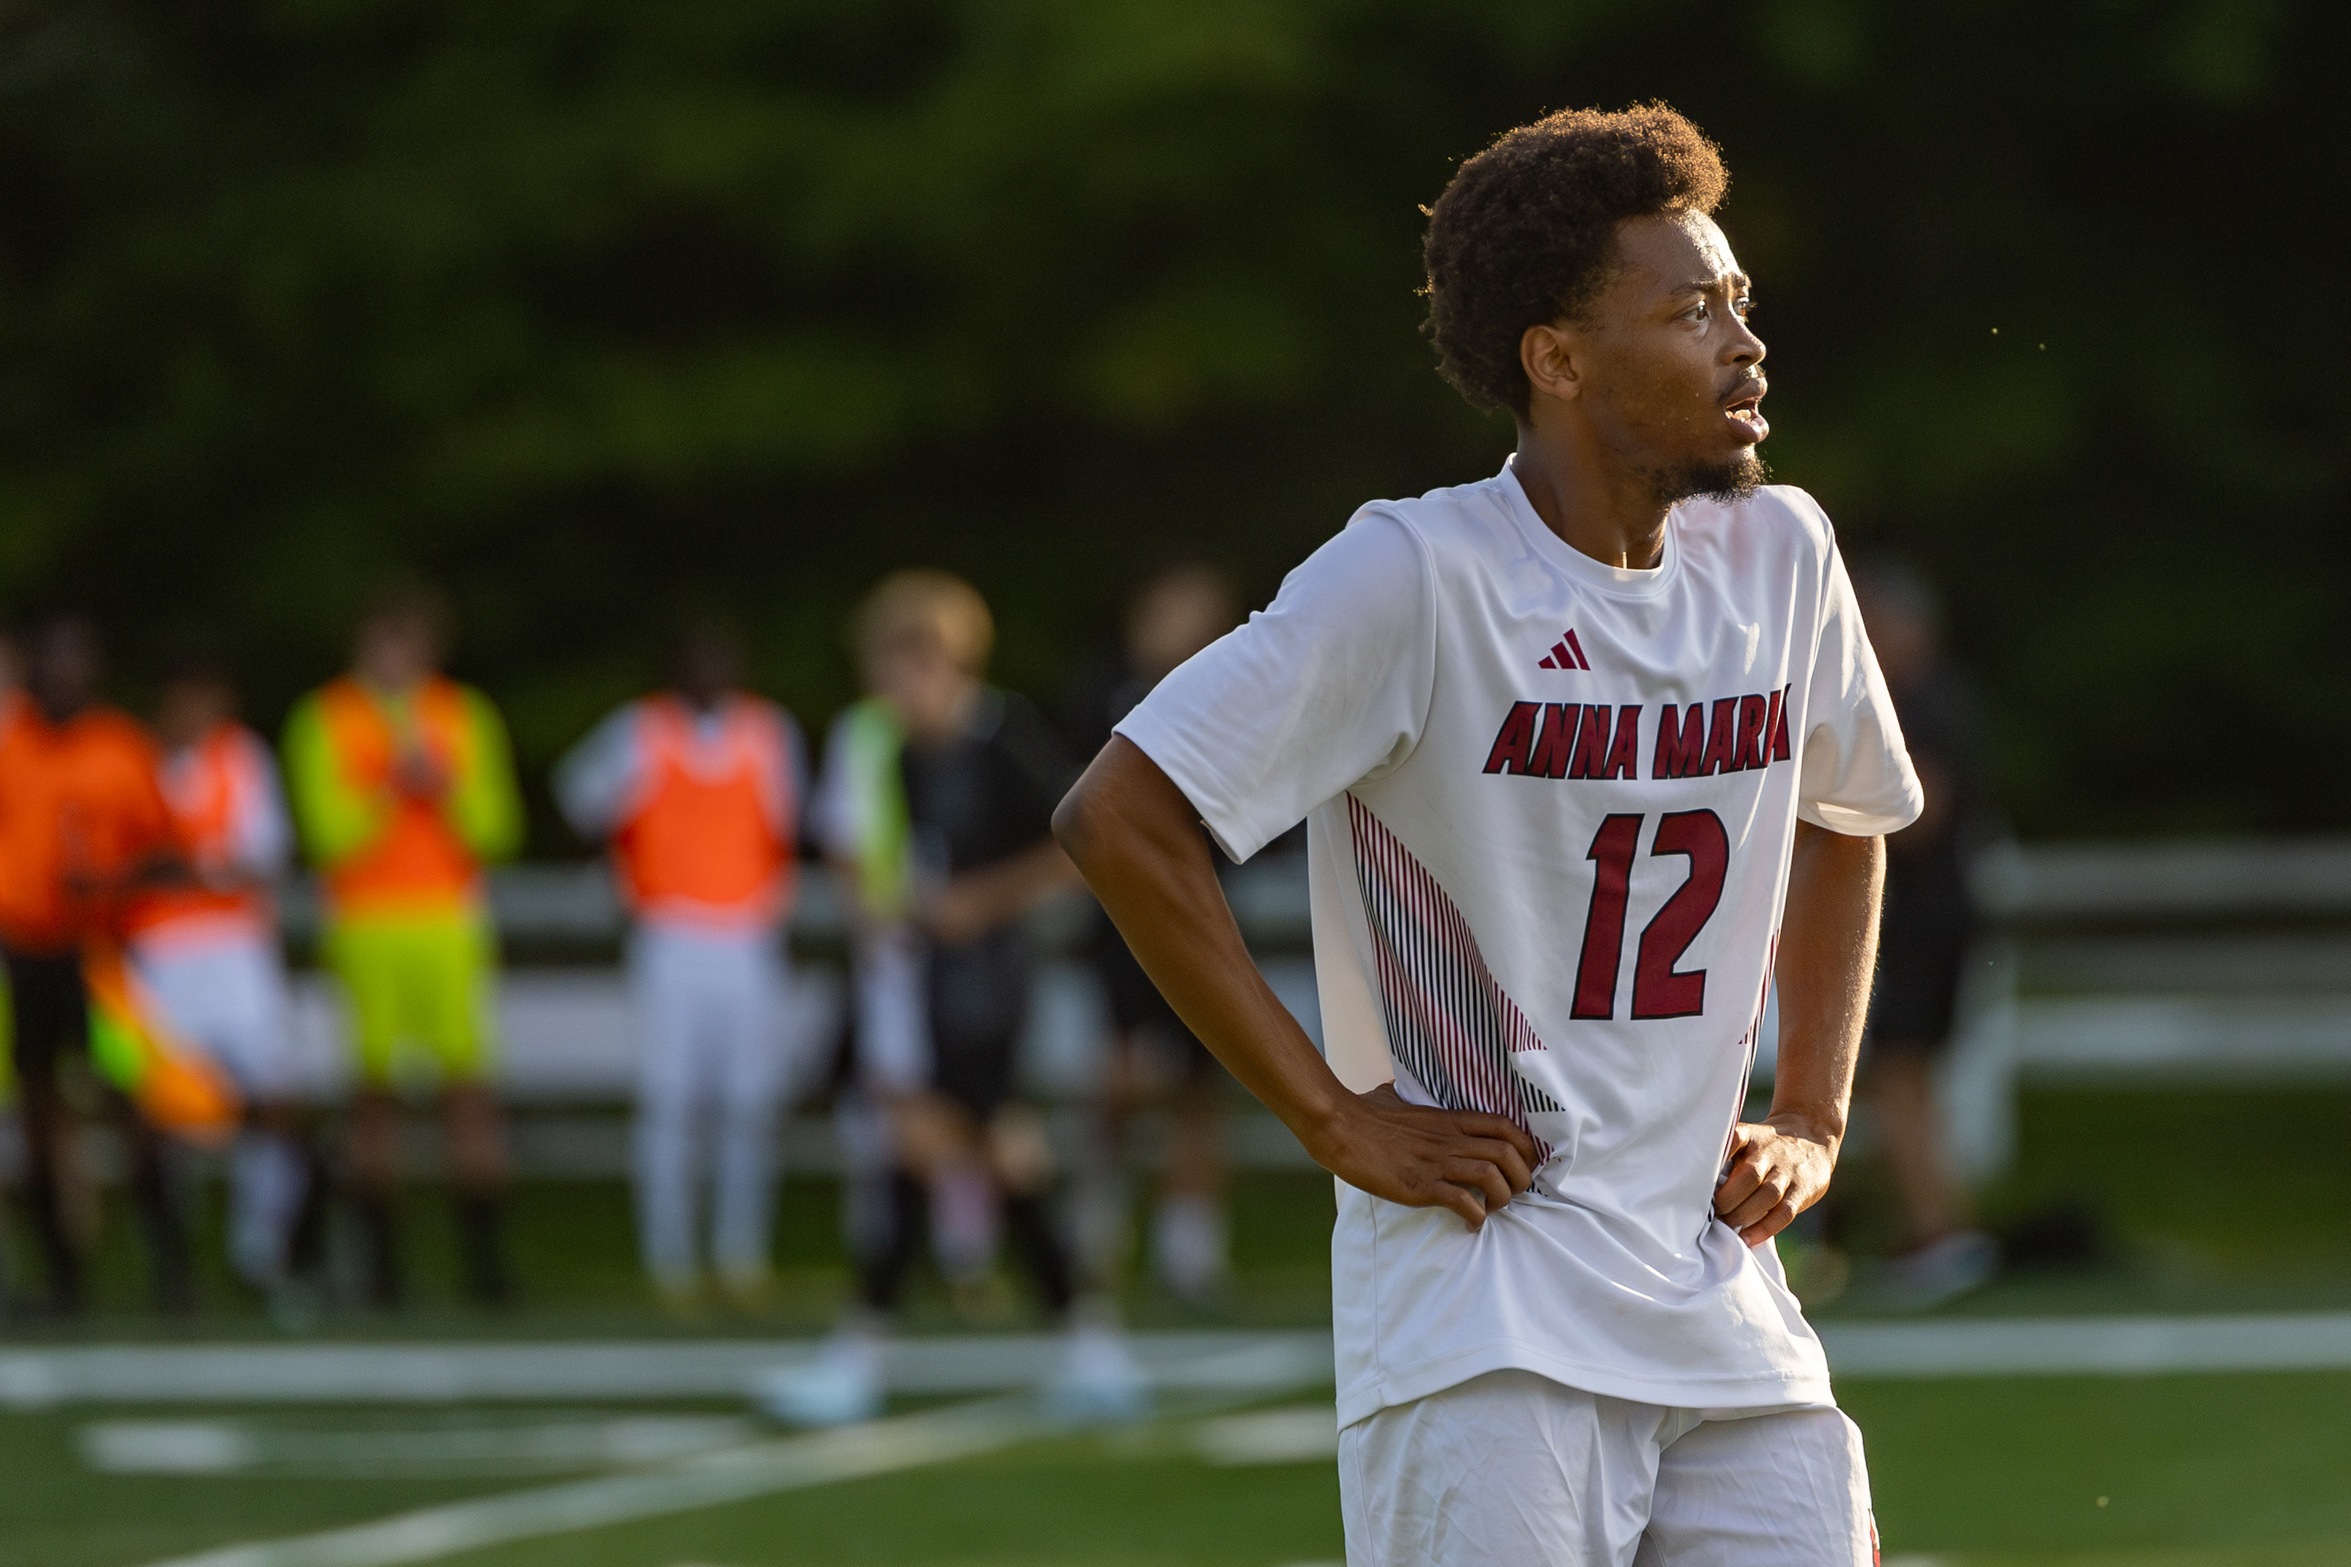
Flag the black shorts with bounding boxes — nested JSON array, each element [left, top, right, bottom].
[[1867, 873, 1974, 1056], [929, 1032, 1021, 1123], [928, 929, 1031, 1122], [5, 948, 90, 1090], [1093, 917, 1218, 1083]]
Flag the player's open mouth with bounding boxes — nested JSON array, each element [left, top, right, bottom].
[[1722, 379, 1768, 441]]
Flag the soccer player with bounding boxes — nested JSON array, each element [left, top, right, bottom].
[[0, 615, 193, 1312], [768, 571, 1136, 1425], [1054, 105, 1919, 1564], [283, 587, 524, 1307], [556, 623, 809, 1311], [123, 653, 316, 1304]]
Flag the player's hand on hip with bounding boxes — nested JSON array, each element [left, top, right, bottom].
[[1309, 1083, 1538, 1231], [1713, 1117, 1839, 1246]]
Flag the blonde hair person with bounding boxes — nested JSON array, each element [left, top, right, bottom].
[[855, 570, 994, 676], [772, 568, 1141, 1427]]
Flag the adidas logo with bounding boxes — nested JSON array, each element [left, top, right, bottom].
[[1537, 629, 1591, 671]]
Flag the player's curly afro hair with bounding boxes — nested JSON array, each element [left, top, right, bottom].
[[1422, 102, 1728, 417]]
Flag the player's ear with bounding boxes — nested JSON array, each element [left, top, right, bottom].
[[1519, 319, 1582, 406]]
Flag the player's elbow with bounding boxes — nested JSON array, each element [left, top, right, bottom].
[[1058, 736, 1201, 893], [1051, 765, 1113, 873], [1054, 738, 1158, 879]]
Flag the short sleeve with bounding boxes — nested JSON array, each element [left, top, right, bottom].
[[1116, 510, 1435, 862], [1797, 545, 1925, 836]]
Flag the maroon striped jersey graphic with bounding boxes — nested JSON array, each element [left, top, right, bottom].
[[1346, 793, 1564, 1160]]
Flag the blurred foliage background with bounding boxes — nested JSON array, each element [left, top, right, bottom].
[[2, 0, 2346, 849]]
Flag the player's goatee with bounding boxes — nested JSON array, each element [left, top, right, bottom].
[[1645, 448, 1769, 508]]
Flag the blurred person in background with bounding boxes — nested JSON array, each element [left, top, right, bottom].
[[124, 652, 320, 1312], [283, 587, 524, 1307], [768, 569, 1137, 1426], [556, 622, 810, 1314], [0, 615, 193, 1312], [1853, 561, 1998, 1308], [1063, 565, 1242, 1304], [807, 601, 935, 1376]]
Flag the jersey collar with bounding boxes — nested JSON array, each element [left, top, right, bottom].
[[1497, 454, 1682, 600]]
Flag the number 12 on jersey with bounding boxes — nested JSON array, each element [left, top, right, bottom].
[[1570, 810, 1729, 1021]]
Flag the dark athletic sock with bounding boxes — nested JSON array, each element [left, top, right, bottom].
[[125, 1126, 196, 1314], [354, 1192, 404, 1309], [286, 1140, 334, 1279], [454, 1191, 511, 1308], [21, 1157, 84, 1315], [1004, 1192, 1074, 1317], [853, 1172, 924, 1314]]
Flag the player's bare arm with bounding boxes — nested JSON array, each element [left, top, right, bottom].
[[1055, 737, 1538, 1231], [1714, 820, 1884, 1245]]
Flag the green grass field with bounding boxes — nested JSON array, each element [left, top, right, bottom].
[[5, 1372, 2351, 1567], [5, 1088, 2350, 1567]]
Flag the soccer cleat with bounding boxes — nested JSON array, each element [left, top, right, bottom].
[[752, 1326, 885, 1428]]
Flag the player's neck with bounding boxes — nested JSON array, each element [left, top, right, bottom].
[[1510, 425, 1671, 572]]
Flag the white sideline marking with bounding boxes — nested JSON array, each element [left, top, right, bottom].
[[14, 1314, 2351, 1420], [82, 1415, 757, 1476], [1191, 1405, 1339, 1466], [138, 1394, 1038, 1567], [0, 1329, 1332, 1409], [1819, 1312, 2351, 1378]]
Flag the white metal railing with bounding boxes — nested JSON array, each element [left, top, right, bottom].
[[235, 839, 2351, 1184]]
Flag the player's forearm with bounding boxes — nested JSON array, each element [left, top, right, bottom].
[[1055, 738, 1349, 1141], [1768, 821, 1884, 1149]]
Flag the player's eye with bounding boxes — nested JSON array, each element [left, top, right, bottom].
[[1734, 295, 1756, 319]]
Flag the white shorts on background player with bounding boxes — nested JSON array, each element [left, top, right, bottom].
[[129, 930, 297, 1101], [1117, 459, 1921, 1431], [627, 919, 796, 1286], [1342, 1369, 1874, 1567], [847, 922, 932, 1095]]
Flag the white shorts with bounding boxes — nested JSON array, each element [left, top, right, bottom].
[[130, 932, 297, 1102], [850, 923, 932, 1096], [1339, 1370, 1874, 1567]]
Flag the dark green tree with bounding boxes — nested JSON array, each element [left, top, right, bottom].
[[4, 0, 2346, 842]]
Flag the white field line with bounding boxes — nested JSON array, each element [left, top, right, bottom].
[[1190, 1405, 1339, 1466], [81, 1414, 760, 1477], [0, 1330, 1333, 1409], [1819, 1312, 2351, 1378], [15, 1314, 2351, 1416], [137, 1394, 1039, 1567], [129, 1348, 1336, 1567]]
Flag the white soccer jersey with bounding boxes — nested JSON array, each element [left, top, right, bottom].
[[1117, 457, 1920, 1426]]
